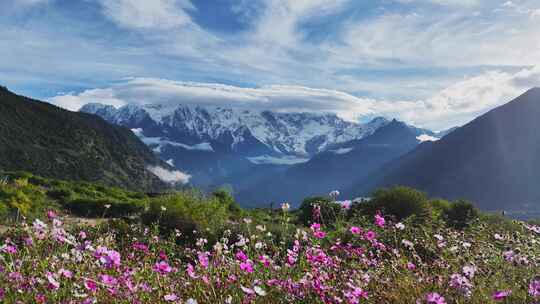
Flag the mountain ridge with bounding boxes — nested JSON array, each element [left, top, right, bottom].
[[347, 87, 540, 211], [0, 87, 171, 191]]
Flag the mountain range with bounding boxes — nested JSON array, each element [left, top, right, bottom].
[[3, 85, 539, 212], [347, 87, 540, 212], [80, 102, 442, 201], [0, 87, 171, 191]]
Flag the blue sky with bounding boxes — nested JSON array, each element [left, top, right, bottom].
[[1, 0, 540, 130]]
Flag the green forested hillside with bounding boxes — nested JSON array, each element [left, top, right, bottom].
[[0, 87, 166, 191]]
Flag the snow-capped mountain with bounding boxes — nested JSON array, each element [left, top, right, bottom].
[[80, 103, 391, 158]]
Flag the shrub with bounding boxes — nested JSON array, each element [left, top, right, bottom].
[[298, 196, 342, 227], [65, 198, 145, 218], [430, 199, 451, 217], [442, 200, 479, 229], [350, 186, 430, 221], [212, 188, 242, 215], [141, 191, 230, 241], [46, 188, 73, 202]]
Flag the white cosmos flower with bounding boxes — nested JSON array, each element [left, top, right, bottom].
[[254, 286, 267, 296]]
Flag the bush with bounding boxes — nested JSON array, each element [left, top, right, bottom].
[[141, 191, 230, 241], [46, 188, 73, 202], [430, 199, 451, 217], [65, 198, 145, 218], [212, 188, 242, 215], [298, 196, 342, 227], [442, 200, 479, 229], [350, 186, 430, 221]]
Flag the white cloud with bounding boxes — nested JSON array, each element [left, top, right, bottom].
[[97, 0, 195, 30], [395, 0, 480, 7], [14, 0, 49, 6], [48, 65, 540, 130], [417, 134, 440, 142], [328, 9, 540, 69], [50, 88, 125, 111], [246, 155, 310, 165], [147, 165, 191, 184]]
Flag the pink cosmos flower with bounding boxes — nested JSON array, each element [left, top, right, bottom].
[[153, 261, 173, 275], [374, 213, 385, 228], [187, 263, 198, 279], [59, 268, 73, 279], [132, 242, 148, 252], [310, 223, 321, 231], [313, 231, 326, 239], [2, 245, 16, 254], [259, 255, 271, 267], [425, 292, 446, 304], [240, 260, 254, 273], [198, 252, 209, 269], [350, 226, 362, 235], [47, 210, 57, 219], [340, 200, 352, 210], [84, 279, 98, 292], [407, 262, 416, 270], [35, 294, 47, 303], [100, 274, 118, 287], [364, 230, 376, 241], [78, 231, 87, 239], [236, 250, 248, 262], [95, 246, 121, 268], [492, 290, 511, 301], [164, 294, 178, 302], [46, 272, 60, 290], [529, 279, 540, 298]]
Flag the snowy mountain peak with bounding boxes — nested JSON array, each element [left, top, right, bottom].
[[81, 103, 397, 156]]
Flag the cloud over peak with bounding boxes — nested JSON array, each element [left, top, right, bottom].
[[50, 65, 540, 130]]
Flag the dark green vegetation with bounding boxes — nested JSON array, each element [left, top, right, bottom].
[[0, 87, 167, 191], [0, 172, 244, 235], [0, 172, 150, 221], [0, 171, 488, 230]]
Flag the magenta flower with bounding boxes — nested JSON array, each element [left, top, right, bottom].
[[59, 268, 73, 279], [187, 263, 198, 279], [78, 231, 87, 239], [240, 260, 254, 273], [2, 245, 17, 254], [350, 226, 362, 235], [46, 272, 60, 290], [529, 279, 540, 298], [425, 292, 446, 304], [236, 250, 248, 262], [492, 290, 511, 301], [100, 274, 118, 287], [364, 230, 377, 241], [310, 223, 321, 231], [407, 262, 416, 270], [95, 246, 121, 268], [198, 251, 209, 268], [374, 213, 386, 228], [47, 210, 57, 219], [259, 255, 271, 267], [153, 261, 173, 275], [84, 279, 98, 292], [132, 242, 148, 252], [313, 230, 326, 239]]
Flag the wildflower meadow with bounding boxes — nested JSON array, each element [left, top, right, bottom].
[[1, 182, 540, 303]]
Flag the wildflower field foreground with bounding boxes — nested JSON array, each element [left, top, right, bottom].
[[1, 183, 540, 303]]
